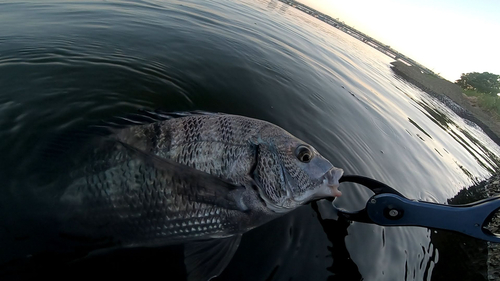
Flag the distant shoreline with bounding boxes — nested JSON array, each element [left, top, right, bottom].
[[280, 1, 500, 145], [280, 0, 435, 74], [390, 61, 500, 145]]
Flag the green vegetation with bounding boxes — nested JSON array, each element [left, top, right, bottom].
[[456, 72, 500, 95], [456, 72, 500, 120], [462, 89, 500, 120]]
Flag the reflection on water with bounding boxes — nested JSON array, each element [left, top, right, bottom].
[[484, 208, 500, 236], [264, 0, 288, 13], [311, 200, 362, 281], [431, 184, 489, 280], [402, 87, 499, 177], [408, 117, 432, 139], [267, 0, 277, 10]]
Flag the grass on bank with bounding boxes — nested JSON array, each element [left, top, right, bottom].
[[462, 89, 500, 120]]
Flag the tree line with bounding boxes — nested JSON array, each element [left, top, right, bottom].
[[455, 72, 500, 95]]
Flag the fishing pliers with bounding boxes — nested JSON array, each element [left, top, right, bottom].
[[334, 175, 500, 242]]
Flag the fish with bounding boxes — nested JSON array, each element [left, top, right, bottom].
[[3, 111, 343, 281]]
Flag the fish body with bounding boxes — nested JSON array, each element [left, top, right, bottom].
[[9, 112, 343, 280]]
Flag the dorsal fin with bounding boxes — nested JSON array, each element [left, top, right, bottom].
[[94, 110, 223, 130], [36, 110, 223, 171]]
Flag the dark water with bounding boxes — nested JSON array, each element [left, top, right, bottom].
[[1, 0, 499, 280]]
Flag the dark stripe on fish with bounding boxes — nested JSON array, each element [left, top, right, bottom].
[[152, 123, 161, 149]]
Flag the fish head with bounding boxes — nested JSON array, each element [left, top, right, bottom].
[[252, 125, 343, 213]]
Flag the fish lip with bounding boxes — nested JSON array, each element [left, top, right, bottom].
[[285, 167, 344, 206], [323, 167, 343, 197]]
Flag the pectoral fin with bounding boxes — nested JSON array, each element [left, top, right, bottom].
[[116, 141, 249, 212], [184, 235, 242, 281]]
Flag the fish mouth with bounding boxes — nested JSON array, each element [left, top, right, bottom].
[[322, 167, 343, 197], [286, 166, 344, 206]]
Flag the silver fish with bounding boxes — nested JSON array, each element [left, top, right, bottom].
[[23, 112, 343, 280]]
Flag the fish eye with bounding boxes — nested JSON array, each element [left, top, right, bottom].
[[295, 145, 313, 163]]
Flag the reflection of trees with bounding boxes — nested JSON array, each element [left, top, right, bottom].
[[431, 183, 488, 280], [402, 87, 500, 279], [409, 95, 500, 176], [408, 117, 432, 139], [412, 98, 452, 131], [311, 201, 362, 280], [459, 129, 500, 174]]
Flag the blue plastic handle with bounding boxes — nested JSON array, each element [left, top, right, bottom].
[[366, 193, 500, 242]]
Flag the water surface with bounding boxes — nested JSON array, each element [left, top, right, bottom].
[[0, 0, 498, 280]]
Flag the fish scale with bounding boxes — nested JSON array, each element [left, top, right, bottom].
[[64, 148, 239, 241]]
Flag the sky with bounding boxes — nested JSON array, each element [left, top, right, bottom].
[[298, 0, 500, 81]]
